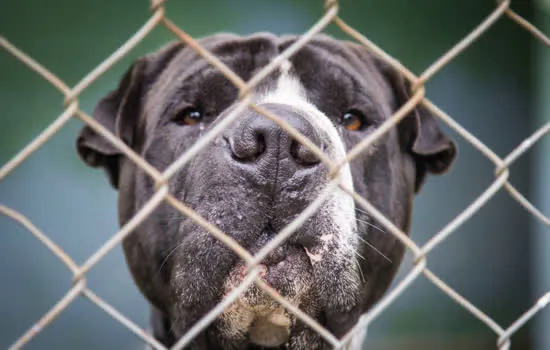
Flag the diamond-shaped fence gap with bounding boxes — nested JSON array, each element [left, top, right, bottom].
[[8, 280, 85, 350], [0, 37, 71, 96], [338, 87, 426, 170], [0, 47, 74, 174], [3, 0, 159, 82], [250, 181, 340, 267], [0, 212, 77, 350], [418, 171, 508, 258], [73, 185, 168, 282], [254, 278, 340, 347], [65, 8, 166, 94], [365, 265, 507, 348], [170, 268, 262, 350], [422, 270, 513, 350], [411, 104, 516, 257], [163, 194, 254, 264], [0, 104, 78, 181], [342, 185, 421, 256], [341, 260, 427, 347], [422, 269, 504, 335], [67, 9, 164, 101], [412, 0, 510, 89], [155, 0, 244, 36], [419, 194, 533, 322], [0, 110, 133, 265], [359, 120, 503, 248], [81, 288, 167, 350], [81, 240, 152, 332], [21, 288, 153, 350], [164, 179, 344, 348], [0, 137, 115, 261], [0, 205, 77, 272], [376, 251, 503, 346], [162, 182, 343, 347]]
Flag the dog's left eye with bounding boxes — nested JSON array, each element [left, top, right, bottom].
[[341, 110, 365, 131], [174, 107, 203, 126]]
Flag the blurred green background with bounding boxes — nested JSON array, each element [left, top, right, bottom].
[[1, 0, 549, 349]]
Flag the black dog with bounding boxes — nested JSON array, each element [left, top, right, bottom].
[[76, 33, 456, 349]]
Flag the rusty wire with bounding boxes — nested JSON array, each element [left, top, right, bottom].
[[1, 0, 549, 349]]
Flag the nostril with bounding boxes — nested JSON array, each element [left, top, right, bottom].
[[230, 131, 266, 162], [290, 140, 321, 166], [255, 132, 266, 156]]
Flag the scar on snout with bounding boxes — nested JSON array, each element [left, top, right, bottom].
[[320, 234, 333, 242], [304, 247, 322, 263]]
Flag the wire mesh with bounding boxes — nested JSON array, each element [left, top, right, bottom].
[[1, 0, 549, 349]]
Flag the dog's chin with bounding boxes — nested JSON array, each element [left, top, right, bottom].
[[218, 230, 319, 347]]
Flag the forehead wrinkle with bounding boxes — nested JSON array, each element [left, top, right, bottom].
[[327, 61, 373, 107], [346, 71, 384, 123], [144, 56, 211, 122], [289, 45, 382, 118], [324, 49, 392, 121], [318, 57, 383, 124]]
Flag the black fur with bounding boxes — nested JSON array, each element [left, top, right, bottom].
[[76, 33, 456, 349]]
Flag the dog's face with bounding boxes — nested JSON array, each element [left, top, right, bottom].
[[76, 33, 456, 349]]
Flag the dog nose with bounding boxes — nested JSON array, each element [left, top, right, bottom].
[[227, 103, 322, 167]]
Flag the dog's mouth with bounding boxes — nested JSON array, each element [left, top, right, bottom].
[[219, 227, 319, 347]]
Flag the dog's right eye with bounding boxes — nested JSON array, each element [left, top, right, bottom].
[[174, 107, 203, 126], [341, 109, 366, 131]]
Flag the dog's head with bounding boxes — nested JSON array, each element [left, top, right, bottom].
[[76, 33, 456, 349]]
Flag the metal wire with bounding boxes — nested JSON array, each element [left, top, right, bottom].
[[1, 0, 549, 349]]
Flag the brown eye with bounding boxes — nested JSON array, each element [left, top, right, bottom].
[[341, 110, 364, 131], [175, 107, 203, 126]]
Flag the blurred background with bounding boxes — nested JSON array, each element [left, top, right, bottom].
[[1, 0, 549, 349]]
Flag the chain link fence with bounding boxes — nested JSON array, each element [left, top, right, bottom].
[[1, 0, 549, 349]]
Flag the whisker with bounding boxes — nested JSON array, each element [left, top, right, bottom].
[[168, 314, 182, 336], [355, 207, 372, 217], [354, 207, 370, 215], [355, 235, 393, 263], [354, 250, 366, 261], [353, 255, 366, 283], [156, 241, 186, 277], [355, 207, 387, 233], [356, 218, 386, 234]]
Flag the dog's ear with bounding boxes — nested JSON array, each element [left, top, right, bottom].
[[76, 42, 183, 188], [375, 59, 457, 192]]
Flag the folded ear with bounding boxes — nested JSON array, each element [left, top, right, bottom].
[[76, 42, 183, 188], [375, 59, 457, 192]]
